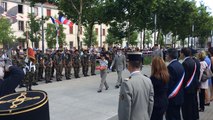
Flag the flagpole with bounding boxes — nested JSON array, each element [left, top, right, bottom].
[[56, 23, 59, 50]]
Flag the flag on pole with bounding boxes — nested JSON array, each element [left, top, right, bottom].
[[27, 40, 36, 63], [58, 15, 74, 27], [50, 16, 60, 24]]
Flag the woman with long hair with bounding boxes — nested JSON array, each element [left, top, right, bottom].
[[150, 57, 169, 120], [198, 51, 210, 112]]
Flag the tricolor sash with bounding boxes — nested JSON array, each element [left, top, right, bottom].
[[185, 63, 197, 88], [168, 72, 185, 99]]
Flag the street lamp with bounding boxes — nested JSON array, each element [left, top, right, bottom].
[[41, 3, 44, 53]]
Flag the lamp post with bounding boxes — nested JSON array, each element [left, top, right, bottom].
[[191, 24, 194, 49], [100, 24, 102, 47], [41, 3, 44, 53], [154, 14, 157, 44]]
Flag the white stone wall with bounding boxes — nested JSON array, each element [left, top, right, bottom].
[[2, 1, 109, 49]]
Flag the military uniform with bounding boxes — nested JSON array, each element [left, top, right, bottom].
[[37, 51, 44, 81], [44, 51, 52, 83], [90, 51, 97, 75], [81, 51, 89, 77], [64, 50, 72, 80], [72, 51, 81, 78], [24, 60, 36, 91], [54, 51, 63, 81], [97, 57, 109, 93], [111, 50, 126, 88], [17, 53, 26, 88], [118, 52, 154, 120]]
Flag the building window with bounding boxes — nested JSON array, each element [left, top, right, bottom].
[[46, 9, 51, 16], [34, 7, 38, 16], [95, 28, 98, 35], [18, 21, 24, 31], [70, 41, 73, 49], [69, 26, 73, 34], [80, 27, 82, 35], [2, 2, 7, 11], [103, 29, 105, 36], [18, 4, 23, 13]]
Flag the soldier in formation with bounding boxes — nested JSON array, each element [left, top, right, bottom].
[[81, 50, 90, 77], [44, 49, 52, 83], [72, 50, 81, 78], [54, 49, 63, 81], [64, 49, 72, 80]]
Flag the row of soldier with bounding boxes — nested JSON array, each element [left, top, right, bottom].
[[11, 47, 123, 90]]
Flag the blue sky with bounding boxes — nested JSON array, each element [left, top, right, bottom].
[[196, 0, 213, 15]]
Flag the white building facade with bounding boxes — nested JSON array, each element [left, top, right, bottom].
[[0, 0, 109, 49]]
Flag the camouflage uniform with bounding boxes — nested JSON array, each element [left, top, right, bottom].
[[81, 51, 90, 77], [24, 60, 36, 91], [64, 50, 72, 80], [37, 51, 44, 80], [44, 52, 52, 83], [17, 54, 26, 88], [72, 51, 81, 78], [90, 51, 97, 75], [54, 51, 63, 81]]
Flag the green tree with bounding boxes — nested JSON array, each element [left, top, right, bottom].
[[45, 23, 66, 48], [0, 17, 15, 48], [145, 30, 153, 48], [194, 4, 213, 47], [59, 0, 84, 50], [83, 25, 97, 47], [27, 13, 41, 48], [129, 31, 138, 46]]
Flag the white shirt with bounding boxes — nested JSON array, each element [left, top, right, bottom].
[[199, 61, 209, 89]]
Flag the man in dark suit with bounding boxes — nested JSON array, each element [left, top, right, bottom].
[[191, 48, 200, 120], [0, 59, 25, 97], [166, 48, 185, 120], [180, 48, 199, 120]]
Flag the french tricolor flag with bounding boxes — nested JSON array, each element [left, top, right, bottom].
[[50, 16, 60, 24], [58, 15, 74, 27]]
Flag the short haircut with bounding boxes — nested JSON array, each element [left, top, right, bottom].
[[167, 48, 178, 59], [128, 61, 141, 69], [181, 48, 191, 57]]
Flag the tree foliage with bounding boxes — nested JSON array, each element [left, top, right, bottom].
[[83, 25, 97, 47], [0, 17, 15, 48], [27, 13, 41, 48], [45, 23, 66, 49]]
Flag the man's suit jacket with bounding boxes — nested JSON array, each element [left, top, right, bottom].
[[0, 66, 24, 97], [111, 54, 126, 72], [182, 57, 198, 93], [118, 72, 154, 120], [167, 60, 185, 105]]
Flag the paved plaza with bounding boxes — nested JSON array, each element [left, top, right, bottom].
[[17, 65, 213, 120]]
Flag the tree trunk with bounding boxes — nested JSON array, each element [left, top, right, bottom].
[[77, 0, 83, 51], [88, 22, 94, 48], [143, 28, 145, 49]]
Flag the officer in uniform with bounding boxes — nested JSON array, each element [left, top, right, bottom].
[[90, 50, 97, 75], [64, 49, 72, 80], [110, 48, 126, 88], [54, 49, 63, 81], [81, 49, 89, 77], [44, 49, 52, 83], [118, 52, 154, 120], [72, 50, 81, 78], [0, 59, 25, 97]]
